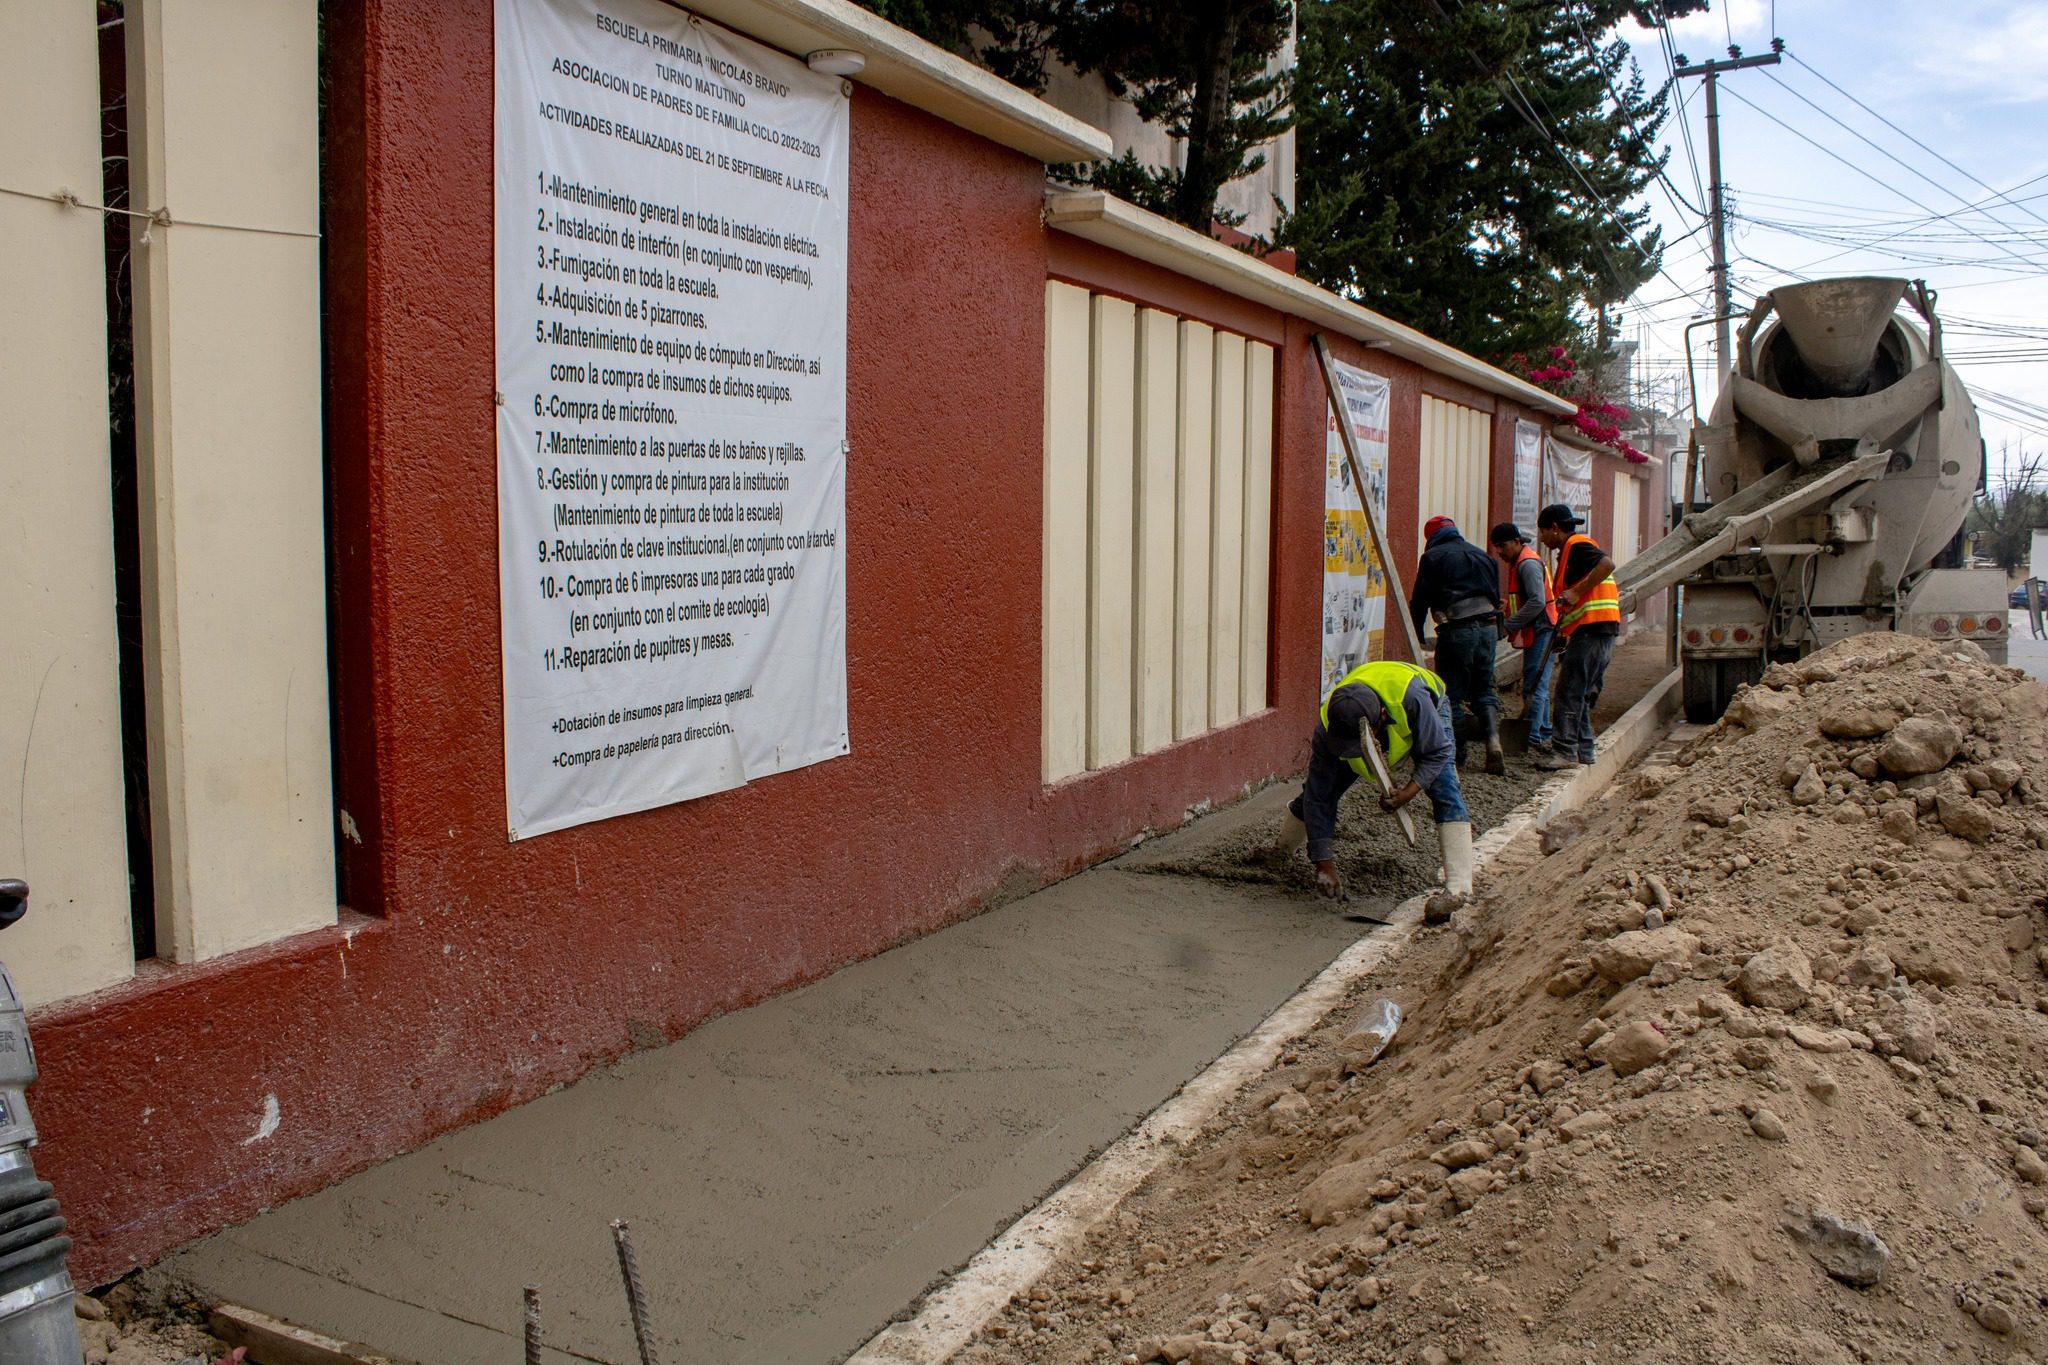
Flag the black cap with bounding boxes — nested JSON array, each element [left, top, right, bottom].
[[1537, 502, 1585, 531], [1489, 520, 1526, 546], [1323, 684, 1384, 760]]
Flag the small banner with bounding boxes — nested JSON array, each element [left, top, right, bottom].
[[1512, 420, 1543, 534], [1321, 361, 1392, 692]]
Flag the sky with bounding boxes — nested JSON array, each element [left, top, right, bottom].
[[1609, 0, 2048, 489]]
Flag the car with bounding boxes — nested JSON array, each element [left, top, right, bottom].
[[2011, 578, 2047, 609]]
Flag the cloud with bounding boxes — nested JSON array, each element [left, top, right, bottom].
[[1908, 2, 2048, 103]]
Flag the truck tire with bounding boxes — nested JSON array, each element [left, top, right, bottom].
[[1682, 657, 1764, 723]]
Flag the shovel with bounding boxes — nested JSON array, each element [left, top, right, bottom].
[[1358, 720, 1418, 850], [1496, 634, 1557, 757]]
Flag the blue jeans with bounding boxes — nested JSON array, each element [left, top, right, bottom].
[[1522, 624, 1555, 748], [1553, 630, 1615, 764], [1291, 695, 1470, 862], [1432, 619, 1499, 737]]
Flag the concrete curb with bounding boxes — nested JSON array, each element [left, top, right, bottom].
[[847, 670, 1682, 1365]]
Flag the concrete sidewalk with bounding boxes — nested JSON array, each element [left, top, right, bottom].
[[159, 793, 1374, 1365]]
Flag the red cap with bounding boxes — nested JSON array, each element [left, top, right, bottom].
[[1423, 515, 1455, 539]]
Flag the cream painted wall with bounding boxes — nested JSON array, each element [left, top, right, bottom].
[[1418, 396, 1492, 546], [1208, 334, 1248, 727], [1612, 470, 1642, 567], [1133, 311, 1179, 754], [1086, 297, 1138, 769], [1239, 342, 1275, 712], [126, 0, 334, 961], [1042, 283, 1092, 782], [1040, 290, 1275, 779], [0, 7, 139, 1007], [1173, 322, 1216, 742]]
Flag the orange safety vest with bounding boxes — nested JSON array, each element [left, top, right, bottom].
[[1552, 534, 1621, 638], [1505, 545, 1559, 649]]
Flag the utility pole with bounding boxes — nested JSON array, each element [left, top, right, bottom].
[[1673, 40, 1783, 386]]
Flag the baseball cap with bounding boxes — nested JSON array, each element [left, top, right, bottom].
[[1489, 521, 1525, 545], [1423, 515, 1456, 539], [1323, 684, 1385, 760], [1536, 503, 1585, 531]]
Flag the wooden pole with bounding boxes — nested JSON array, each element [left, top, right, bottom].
[[1312, 335, 1420, 849]]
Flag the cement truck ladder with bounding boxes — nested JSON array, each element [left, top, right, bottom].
[[1615, 448, 1892, 614]]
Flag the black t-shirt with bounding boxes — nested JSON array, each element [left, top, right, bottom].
[[1561, 538, 1620, 637]]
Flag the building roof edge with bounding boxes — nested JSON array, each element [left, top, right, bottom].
[[1043, 189, 1579, 418]]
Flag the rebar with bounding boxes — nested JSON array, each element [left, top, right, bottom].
[[522, 1284, 542, 1365], [611, 1219, 659, 1365]]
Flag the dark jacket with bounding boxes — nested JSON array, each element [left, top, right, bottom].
[[1409, 525, 1501, 640]]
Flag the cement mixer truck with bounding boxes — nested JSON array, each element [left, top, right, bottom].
[[1614, 276, 2007, 722]]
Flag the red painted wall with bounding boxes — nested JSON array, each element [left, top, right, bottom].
[[24, 0, 1341, 1285]]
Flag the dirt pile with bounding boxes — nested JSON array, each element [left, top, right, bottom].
[[955, 633, 2048, 1364]]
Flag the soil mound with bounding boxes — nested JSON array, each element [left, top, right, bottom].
[[955, 634, 2048, 1364]]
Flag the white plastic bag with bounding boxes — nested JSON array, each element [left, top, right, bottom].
[[1340, 998, 1401, 1066]]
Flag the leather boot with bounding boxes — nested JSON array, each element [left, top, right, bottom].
[[1278, 811, 1307, 858], [1482, 703, 1505, 775]]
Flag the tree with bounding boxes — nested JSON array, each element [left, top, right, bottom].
[[1279, 0, 1702, 358], [851, 0, 1296, 231], [1052, 0, 1295, 230], [1968, 453, 2046, 573]]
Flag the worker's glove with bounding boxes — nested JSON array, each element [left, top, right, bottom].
[[1313, 858, 1342, 900]]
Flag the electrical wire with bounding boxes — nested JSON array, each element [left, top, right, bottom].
[[1786, 50, 2048, 232], [1570, 1, 1707, 219], [1716, 83, 2048, 278]]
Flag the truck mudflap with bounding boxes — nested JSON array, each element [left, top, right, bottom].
[[1898, 568, 2010, 662]]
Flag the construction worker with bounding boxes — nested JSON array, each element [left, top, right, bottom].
[[1407, 515, 1504, 774], [1277, 660, 1474, 920], [1488, 522, 1559, 761], [1532, 503, 1620, 771]]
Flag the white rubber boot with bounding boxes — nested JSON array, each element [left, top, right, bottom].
[[1424, 821, 1475, 923], [1441, 821, 1475, 897], [1278, 811, 1308, 857]]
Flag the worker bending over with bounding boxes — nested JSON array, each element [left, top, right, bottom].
[[1408, 516, 1504, 774], [1488, 522, 1559, 761], [1278, 661, 1474, 921], [1533, 503, 1620, 771]]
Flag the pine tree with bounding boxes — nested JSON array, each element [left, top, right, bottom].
[[1281, 0, 1700, 358], [1052, 0, 1294, 230]]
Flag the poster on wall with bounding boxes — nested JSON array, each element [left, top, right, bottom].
[[1512, 420, 1542, 534], [495, 0, 850, 838], [1544, 436, 1595, 533], [1321, 360, 1392, 692]]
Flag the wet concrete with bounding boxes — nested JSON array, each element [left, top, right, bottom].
[[156, 801, 1379, 1365]]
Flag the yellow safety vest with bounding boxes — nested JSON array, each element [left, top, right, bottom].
[[1552, 534, 1621, 637], [1321, 661, 1447, 776]]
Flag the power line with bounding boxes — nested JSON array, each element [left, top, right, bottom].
[[1716, 83, 2048, 278], [1764, 63, 2048, 264], [1785, 50, 2048, 232]]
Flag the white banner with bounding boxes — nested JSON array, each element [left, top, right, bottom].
[[1544, 436, 1595, 532], [1321, 361, 1392, 693], [1511, 420, 1542, 534], [495, 0, 850, 838]]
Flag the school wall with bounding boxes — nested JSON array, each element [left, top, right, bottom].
[[24, 0, 1328, 1287]]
